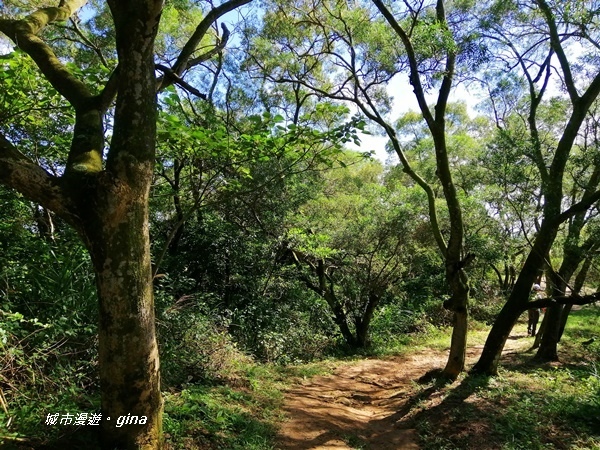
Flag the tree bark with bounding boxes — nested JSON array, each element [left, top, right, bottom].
[[558, 255, 593, 340], [443, 270, 469, 378], [535, 262, 577, 360], [80, 177, 162, 449], [1, 1, 164, 447], [355, 292, 380, 348]]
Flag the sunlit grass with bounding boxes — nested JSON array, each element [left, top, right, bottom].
[[163, 384, 279, 450], [414, 305, 600, 450]]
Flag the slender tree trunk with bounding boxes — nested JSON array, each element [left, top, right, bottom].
[[373, 0, 469, 376], [441, 262, 470, 377], [537, 193, 597, 358], [168, 159, 185, 255], [535, 268, 570, 360], [443, 274, 469, 378], [472, 222, 557, 375], [558, 255, 592, 340], [535, 302, 561, 360], [323, 289, 356, 347], [33, 206, 55, 240], [556, 304, 572, 342], [355, 319, 368, 348], [532, 312, 548, 349]]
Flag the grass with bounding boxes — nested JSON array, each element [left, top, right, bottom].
[[411, 305, 600, 450], [162, 361, 336, 450], [163, 385, 278, 450]]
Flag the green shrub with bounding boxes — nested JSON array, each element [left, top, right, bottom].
[[157, 295, 250, 388]]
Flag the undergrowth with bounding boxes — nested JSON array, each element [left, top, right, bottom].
[[2, 299, 598, 450]]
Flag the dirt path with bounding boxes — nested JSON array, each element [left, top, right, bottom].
[[276, 334, 530, 449]]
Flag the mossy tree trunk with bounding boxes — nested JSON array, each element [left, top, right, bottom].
[[77, 173, 162, 449], [0, 1, 163, 447], [1, 0, 251, 447]]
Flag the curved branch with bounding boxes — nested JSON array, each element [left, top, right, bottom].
[[187, 23, 231, 68], [525, 291, 600, 310], [535, 0, 578, 102], [68, 17, 109, 68], [171, 0, 252, 78], [96, 65, 120, 112], [0, 1, 93, 108], [555, 189, 600, 225], [372, 0, 435, 128], [156, 64, 207, 99]]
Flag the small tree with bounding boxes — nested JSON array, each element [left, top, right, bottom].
[[247, 0, 480, 378], [281, 156, 419, 347]]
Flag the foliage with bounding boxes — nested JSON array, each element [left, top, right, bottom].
[[0, 190, 99, 444]]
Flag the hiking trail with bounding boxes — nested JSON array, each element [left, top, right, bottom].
[[276, 334, 529, 449]]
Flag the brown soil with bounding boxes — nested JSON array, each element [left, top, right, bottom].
[[275, 333, 531, 450]]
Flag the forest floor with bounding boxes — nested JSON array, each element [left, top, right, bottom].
[[275, 330, 532, 450]]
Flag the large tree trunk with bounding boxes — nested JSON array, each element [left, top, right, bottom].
[[535, 303, 562, 361], [1, 1, 250, 448], [82, 181, 162, 449]]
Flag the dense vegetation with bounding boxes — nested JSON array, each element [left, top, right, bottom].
[[1, 1, 599, 449]]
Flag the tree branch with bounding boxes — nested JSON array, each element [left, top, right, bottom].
[[166, 0, 252, 82], [187, 23, 231, 68], [433, 0, 455, 125], [535, 0, 579, 102], [68, 17, 109, 68], [0, 0, 93, 109], [0, 133, 77, 224], [96, 65, 120, 112], [155, 64, 207, 99], [555, 189, 600, 225], [525, 291, 600, 310], [372, 0, 435, 128]]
